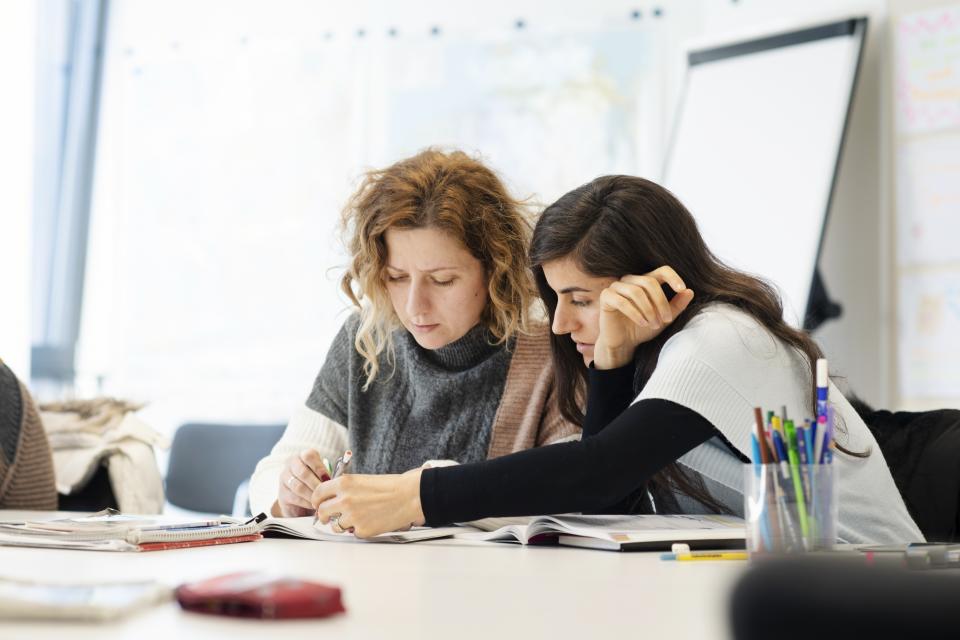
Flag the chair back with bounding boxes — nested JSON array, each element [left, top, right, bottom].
[[865, 408, 960, 542], [165, 423, 284, 514]]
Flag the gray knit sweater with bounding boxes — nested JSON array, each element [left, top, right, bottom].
[[307, 315, 514, 474]]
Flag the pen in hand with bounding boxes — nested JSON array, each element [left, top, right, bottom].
[[332, 450, 352, 479], [313, 450, 352, 525]]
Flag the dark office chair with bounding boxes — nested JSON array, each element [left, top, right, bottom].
[[165, 423, 285, 515], [852, 399, 960, 542], [731, 557, 960, 640]]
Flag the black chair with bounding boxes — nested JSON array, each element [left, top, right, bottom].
[[853, 401, 960, 542], [731, 557, 960, 640], [165, 423, 285, 515]]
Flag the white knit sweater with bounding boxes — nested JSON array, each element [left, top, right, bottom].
[[635, 304, 923, 544]]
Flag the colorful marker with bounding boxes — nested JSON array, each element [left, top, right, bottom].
[[816, 358, 829, 421]]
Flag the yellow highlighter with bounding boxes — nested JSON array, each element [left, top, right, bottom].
[[661, 551, 749, 562]]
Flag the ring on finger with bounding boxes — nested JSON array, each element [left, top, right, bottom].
[[286, 476, 296, 489], [330, 513, 344, 533]]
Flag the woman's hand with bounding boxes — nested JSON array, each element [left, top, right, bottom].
[[312, 468, 426, 539], [593, 266, 694, 369], [275, 449, 330, 518]]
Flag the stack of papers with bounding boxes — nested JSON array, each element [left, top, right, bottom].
[[0, 510, 262, 552]]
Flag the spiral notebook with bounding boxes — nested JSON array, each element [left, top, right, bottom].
[[0, 510, 263, 552]]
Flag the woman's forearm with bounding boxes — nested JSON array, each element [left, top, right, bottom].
[[582, 362, 636, 438], [420, 398, 716, 525]]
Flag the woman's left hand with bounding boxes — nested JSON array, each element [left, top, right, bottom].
[[312, 468, 426, 539]]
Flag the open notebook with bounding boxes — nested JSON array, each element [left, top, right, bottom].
[[454, 514, 746, 551], [0, 511, 467, 551], [255, 516, 466, 543]]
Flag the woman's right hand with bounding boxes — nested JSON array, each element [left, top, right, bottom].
[[275, 449, 331, 517], [593, 266, 694, 370]]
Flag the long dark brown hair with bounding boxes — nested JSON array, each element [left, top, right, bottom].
[[530, 175, 858, 513]]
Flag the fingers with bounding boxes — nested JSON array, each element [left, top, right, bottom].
[[637, 266, 686, 293], [278, 477, 313, 510], [279, 449, 331, 514], [314, 479, 346, 522], [600, 285, 649, 327], [604, 279, 670, 328], [294, 450, 330, 489], [669, 288, 695, 318], [311, 474, 344, 510], [618, 267, 694, 327]]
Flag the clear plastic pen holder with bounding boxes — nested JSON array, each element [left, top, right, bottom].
[[743, 464, 837, 554]]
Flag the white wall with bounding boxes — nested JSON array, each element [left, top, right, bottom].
[[73, 0, 900, 430], [688, 0, 892, 408], [0, 3, 35, 379]]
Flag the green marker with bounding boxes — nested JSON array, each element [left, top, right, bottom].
[[784, 420, 810, 544]]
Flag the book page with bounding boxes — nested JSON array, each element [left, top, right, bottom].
[[260, 517, 468, 543], [540, 514, 745, 543]]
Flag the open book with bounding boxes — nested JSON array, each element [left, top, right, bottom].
[[255, 516, 466, 544], [454, 514, 746, 551]]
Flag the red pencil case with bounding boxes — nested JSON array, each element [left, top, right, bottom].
[[175, 571, 346, 619]]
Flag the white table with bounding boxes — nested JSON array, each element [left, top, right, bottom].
[[0, 512, 746, 639]]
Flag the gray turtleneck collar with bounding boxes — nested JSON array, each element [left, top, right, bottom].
[[307, 314, 515, 474]]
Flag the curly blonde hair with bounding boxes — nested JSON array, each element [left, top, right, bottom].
[[340, 148, 536, 389]]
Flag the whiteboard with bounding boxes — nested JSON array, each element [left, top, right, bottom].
[[663, 19, 866, 327]]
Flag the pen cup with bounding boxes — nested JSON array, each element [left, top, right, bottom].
[[743, 463, 838, 554]]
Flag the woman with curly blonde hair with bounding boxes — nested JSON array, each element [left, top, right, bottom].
[[250, 149, 580, 518]]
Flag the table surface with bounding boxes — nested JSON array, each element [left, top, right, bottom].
[[0, 511, 746, 640]]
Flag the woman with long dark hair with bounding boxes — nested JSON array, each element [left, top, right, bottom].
[[312, 175, 922, 544]]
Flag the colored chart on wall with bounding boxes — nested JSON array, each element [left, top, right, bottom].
[[898, 270, 960, 399], [895, 5, 960, 134], [895, 4, 960, 404], [895, 132, 960, 266]]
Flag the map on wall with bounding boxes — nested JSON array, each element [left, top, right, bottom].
[[377, 29, 656, 205], [895, 5, 960, 134]]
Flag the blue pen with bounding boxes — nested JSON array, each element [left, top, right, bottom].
[[816, 359, 829, 421], [824, 406, 835, 464], [815, 414, 828, 464], [772, 429, 790, 478], [751, 432, 762, 470], [796, 423, 812, 502]]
